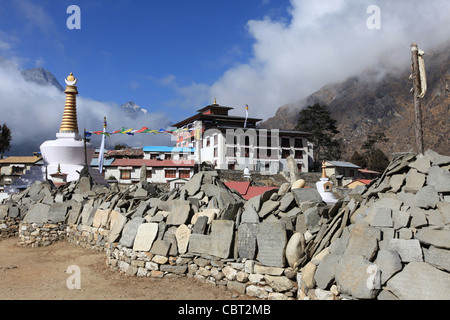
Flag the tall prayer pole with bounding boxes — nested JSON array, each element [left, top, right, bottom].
[[410, 43, 426, 154]]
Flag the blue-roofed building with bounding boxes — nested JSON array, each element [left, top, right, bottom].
[[324, 160, 361, 186]]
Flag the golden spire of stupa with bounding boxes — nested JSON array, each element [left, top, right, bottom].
[[321, 161, 327, 179], [59, 72, 79, 133]]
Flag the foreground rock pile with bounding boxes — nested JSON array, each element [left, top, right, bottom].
[[300, 149, 450, 300], [0, 149, 449, 300]]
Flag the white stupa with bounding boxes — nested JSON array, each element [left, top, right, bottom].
[[40, 73, 96, 182], [316, 161, 338, 205]]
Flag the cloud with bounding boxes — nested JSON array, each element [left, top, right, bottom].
[[0, 60, 172, 156], [204, 0, 450, 120]]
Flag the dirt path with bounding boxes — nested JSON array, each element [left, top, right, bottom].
[[0, 238, 255, 300]]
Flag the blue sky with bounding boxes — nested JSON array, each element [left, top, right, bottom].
[[0, 0, 290, 120], [1, 0, 449, 154]]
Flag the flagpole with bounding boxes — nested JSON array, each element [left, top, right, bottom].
[[98, 117, 106, 173], [244, 104, 249, 128]]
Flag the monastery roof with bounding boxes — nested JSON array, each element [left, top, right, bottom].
[[0, 156, 42, 164]]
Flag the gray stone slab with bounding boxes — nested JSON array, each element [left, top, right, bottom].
[[240, 204, 260, 223], [403, 169, 426, 193], [291, 188, 323, 205], [278, 193, 295, 212], [23, 203, 51, 223], [335, 255, 381, 299], [375, 249, 403, 284], [424, 245, 450, 272], [303, 206, 321, 232], [133, 223, 158, 252], [409, 206, 428, 228], [48, 202, 69, 223], [387, 262, 450, 300], [185, 173, 203, 196], [415, 185, 440, 209], [408, 154, 431, 174], [386, 239, 423, 262], [8, 206, 19, 219], [344, 233, 378, 261], [256, 221, 287, 267], [209, 220, 235, 259], [192, 215, 208, 234], [188, 220, 235, 259], [392, 210, 411, 230], [389, 173, 406, 192], [415, 228, 450, 250], [257, 200, 280, 219], [237, 223, 259, 260], [150, 239, 172, 256], [0, 204, 8, 219], [119, 217, 145, 248], [371, 208, 393, 227], [188, 234, 211, 256], [314, 253, 342, 289], [166, 200, 192, 226], [427, 165, 450, 192]]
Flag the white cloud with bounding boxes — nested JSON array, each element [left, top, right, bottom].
[[0, 60, 172, 156], [204, 0, 450, 120]]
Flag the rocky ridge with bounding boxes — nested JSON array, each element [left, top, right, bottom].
[[0, 149, 449, 300]]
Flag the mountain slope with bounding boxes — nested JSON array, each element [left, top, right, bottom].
[[21, 67, 64, 91], [260, 45, 450, 160], [120, 101, 148, 119]]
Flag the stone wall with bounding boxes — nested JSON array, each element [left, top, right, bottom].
[[18, 222, 65, 247], [1, 150, 449, 300], [0, 217, 21, 239]]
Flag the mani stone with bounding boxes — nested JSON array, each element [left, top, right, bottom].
[[258, 200, 280, 218], [175, 224, 191, 254], [119, 217, 145, 248], [133, 223, 158, 252], [415, 229, 450, 250], [256, 221, 287, 268], [384, 239, 423, 262], [47, 202, 69, 223], [335, 255, 381, 300], [371, 208, 393, 227], [387, 262, 450, 300], [403, 169, 425, 193], [292, 188, 323, 205], [108, 212, 127, 242], [314, 253, 342, 289], [237, 223, 259, 260], [415, 185, 440, 209], [23, 203, 51, 223], [188, 220, 235, 259], [427, 165, 450, 193], [240, 205, 260, 223], [375, 249, 403, 285], [166, 200, 192, 226], [192, 215, 208, 234]]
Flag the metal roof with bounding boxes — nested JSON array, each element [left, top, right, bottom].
[[326, 161, 360, 169]]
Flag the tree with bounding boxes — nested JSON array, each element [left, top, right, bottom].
[[0, 123, 12, 158], [295, 103, 341, 170], [361, 132, 390, 172], [114, 144, 128, 150], [350, 151, 367, 168], [367, 148, 390, 172]]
